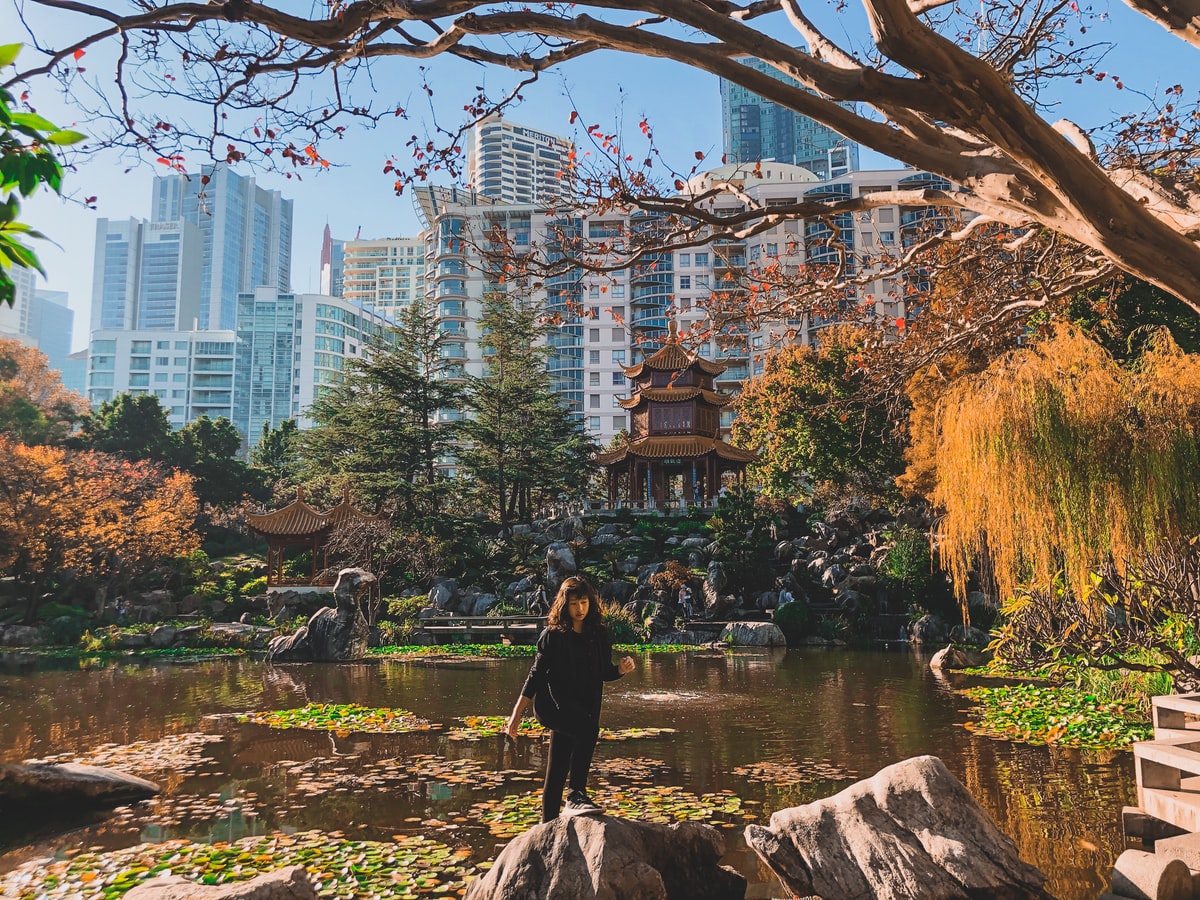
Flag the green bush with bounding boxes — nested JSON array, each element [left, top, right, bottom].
[[241, 576, 268, 596], [602, 601, 643, 643], [38, 602, 88, 621], [45, 615, 90, 646], [773, 601, 810, 645], [385, 595, 428, 621]]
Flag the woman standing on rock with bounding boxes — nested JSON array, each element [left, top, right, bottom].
[[504, 575, 636, 822]]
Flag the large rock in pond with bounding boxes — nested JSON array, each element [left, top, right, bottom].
[[720, 621, 786, 647], [266, 568, 375, 663], [125, 865, 317, 900], [546, 542, 577, 596], [464, 815, 745, 900], [0, 762, 159, 810], [745, 755, 1053, 900]]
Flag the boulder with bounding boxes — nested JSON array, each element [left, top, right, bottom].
[[745, 755, 1052, 900], [592, 533, 621, 546], [820, 564, 847, 588], [929, 645, 972, 672], [637, 563, 666, 587], [464, 815, 745, 900], [117, 632, 150, 649], [150, 625, 177, 648], [596, 523, 622, 537], [681, 536, 709, 550], [949, 624, 991, 647], [173, 625, 206, 644], [429, 580, 457, 611], [601, 581, 635, 605], [0, 763, 159, 810], [546, 542, 578, 595], [466, 593, 499, 617], [702, 562, 727, 613], [720, 622, 786, 647], [266, 569, 374, 663], [909, 614, 949, 645], [125, 866, 317, 900], [0, 625, 47, 647]]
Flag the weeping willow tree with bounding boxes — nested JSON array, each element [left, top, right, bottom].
[[913, 325, 1200, 627]]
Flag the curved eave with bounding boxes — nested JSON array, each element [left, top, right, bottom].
[[621, 343, 729, 378], [246, 500, 331, 538], [617, 387, 734, 409], [595, 435, 757, 465]]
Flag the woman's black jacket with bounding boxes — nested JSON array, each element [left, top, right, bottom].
[[520, 625, 622, 733]]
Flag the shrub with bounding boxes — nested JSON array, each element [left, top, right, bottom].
[[241, 576, 268, 596], [602, 601, 642, 643], [45, 615, 89, 645], [648, 560, 691, 593], [773, 601, 810, 645]]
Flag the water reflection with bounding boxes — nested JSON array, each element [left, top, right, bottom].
[[0, 650, 1136, 898]]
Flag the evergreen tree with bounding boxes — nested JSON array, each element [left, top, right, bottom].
[[175, 415, 261, 506], [457, 293, 595, 529], [250, 418, 300, 490], [75, 393, 176, 462], [300, 299, 463, 514]]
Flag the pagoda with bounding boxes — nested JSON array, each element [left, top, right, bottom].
[[246, 488, 381, 587], [595, 321, 757, 505]]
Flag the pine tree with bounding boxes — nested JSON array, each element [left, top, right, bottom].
[[300, 299, 463, 515]]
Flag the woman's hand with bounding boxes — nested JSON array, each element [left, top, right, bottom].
[[618, 656, 636, 675], [504, 711, 521, 740]]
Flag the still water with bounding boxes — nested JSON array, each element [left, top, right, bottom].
[[0, 648, 1136, 898]]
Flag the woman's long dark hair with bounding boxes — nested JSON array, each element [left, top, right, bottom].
[[547, 575, 603, 633]]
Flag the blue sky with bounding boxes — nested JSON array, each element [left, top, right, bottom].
[[12, 0, 1196, 351]]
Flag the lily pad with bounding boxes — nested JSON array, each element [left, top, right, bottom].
[[732, 758, 857, 786], [0, 830, 478, 900], [961, 683, 1153, 750], [590, 757, 670, 784], [448, 716, 544, 741], [25, 733, 224, 778], [236, 703, 440, 735], [465, 780, 753, 839]]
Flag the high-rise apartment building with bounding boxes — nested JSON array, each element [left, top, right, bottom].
[[91, 218, 205, 332], [151, 163, 293, 329], [233, 287, 397, 450], [341, 236, 426, 316], [720, 58, 860, 179], [468, 116, 574, 205]]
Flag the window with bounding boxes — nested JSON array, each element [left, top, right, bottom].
[[154, 373, 168, 383], [589, 285, 600, 299], [612, 396, 622, 408], [589, 416, 601, 431], [862, 232, 875, 247], [765, 243, 778, 256], [589, 350, 601, 364], [611, 285, 625, 298], [172, 390, 185, 399], [590, 394, 601, 409], [131, 341, 151, 354], [612, 371, 624, 385], [170, 406, 184, 416], [679, 275, 691, 290], [878, 208, 895, 224], [175, 341, 188, 350], [92, 340, 116, 354], [880, 231, 896, 245], [589, 328, 601, 342], [695, 275, 710, 288], [173, 357, 187, 366], [173, 373, 187, 383], [678, 253, 690, 267], [156, 356, 169, 366], [613, 415, 627, 431], [611, 327, 624, 341], [589, 306, 600, 319], [590, 372, 601, 386], [156, 341, 170, 350], [612, 350, 625, 364], [694, 252, 709, 266]]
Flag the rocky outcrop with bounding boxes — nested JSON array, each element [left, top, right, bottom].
[[546, 542, 578, 596], [0, 762, 160, 810], [266, 568, 374, 663], [125, 866, 317, 900], [720, 622, 786, 647], [745, 755, 1053, 900], [929, 645, 971, 672], [464, 815, 745, 900]]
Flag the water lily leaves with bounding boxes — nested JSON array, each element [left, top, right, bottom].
[[447, 716, 544, 741], [962, 684, 1153, 749], [0, 831, 478, 900], [590, 757, 670, 784], [599, 726, 677, 742], [236, 703, 441, 735], [25, 733, 224, 777], [465, 781, 750, 839], [732, 759, 857, 786]]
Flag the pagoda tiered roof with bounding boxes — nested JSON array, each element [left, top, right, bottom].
[[617, 386, 733, 409], [620, 339, 727, 378], [595, 434, 758, 466]]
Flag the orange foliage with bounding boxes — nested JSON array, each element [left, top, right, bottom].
[[0, 437, 200, 610], [0, 337, 88, 444]]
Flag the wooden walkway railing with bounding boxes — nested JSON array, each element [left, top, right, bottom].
[[417, 615, 547, 644]]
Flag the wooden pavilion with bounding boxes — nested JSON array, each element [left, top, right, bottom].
[[246, 488, 381, 587], [596, 321, 757, 505]]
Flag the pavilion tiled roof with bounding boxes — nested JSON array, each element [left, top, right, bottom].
[[246, 490, 380, 538], [594, 434, 758, 466], [617, 386, 734, 409]]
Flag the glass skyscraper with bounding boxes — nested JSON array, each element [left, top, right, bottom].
[[720, 58, 860, 179], [151, 163, 293, 330]]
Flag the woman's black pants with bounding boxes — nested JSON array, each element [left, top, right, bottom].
[[542, 720, 600, 822]]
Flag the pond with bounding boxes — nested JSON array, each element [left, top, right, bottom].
[[0, 648, 1136, 898]]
